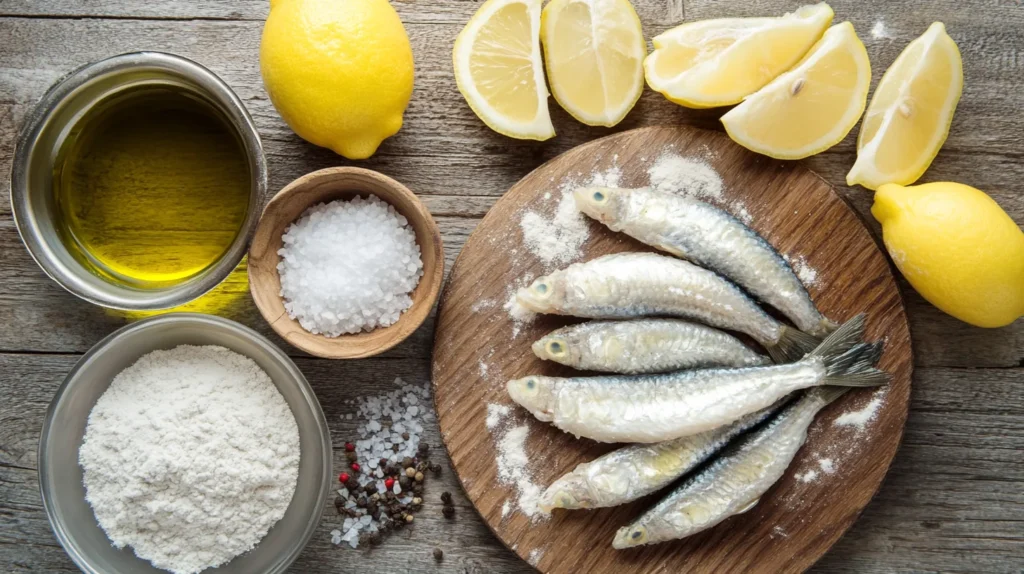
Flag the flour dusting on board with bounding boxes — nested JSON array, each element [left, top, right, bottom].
[[487, 406, 547, 520], [520, 165, 622, 265], [784, 255, 820, 287], [834, 389, 887, 431], [648, 152, 724, 201], [528, 548, 546, 567]]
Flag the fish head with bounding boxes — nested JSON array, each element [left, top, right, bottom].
[[517, 274, 566, 313], [537, 475, 594, 512], [531, 329, 582, 366], [506, 376, 557, 422], [573, 187, 627, 224], [612, 524, 650, 549]]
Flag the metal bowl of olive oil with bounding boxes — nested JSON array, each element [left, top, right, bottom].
[[10, 52, 266, 310]]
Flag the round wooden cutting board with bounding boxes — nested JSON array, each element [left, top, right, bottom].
[[432, 126, 912, 573]]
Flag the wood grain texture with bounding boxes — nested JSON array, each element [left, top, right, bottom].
[[0, 0, 1022, 572], [248, 167, 444, 359], [432, 126, 913, 573]]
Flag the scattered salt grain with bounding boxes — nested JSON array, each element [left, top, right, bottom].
[[871, 20, 890, 39], [834, 392, 885, 431], [486, 404, 511, 430], [504, 280, 537, 338], [731, 202, 754, 224], [785, 255, 819, 287], [647, 152, 724, 201], [277, 195, 424, 337], [772, 525, 789, 538], [501, 500, 511, 518], [470, 298, 496, 313]]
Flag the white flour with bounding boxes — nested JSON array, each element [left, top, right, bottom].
[[520, 166, 622, 265], [79, 346, 299, 574], [495, 424, 544, 519], [647, 152, 724, 201], [834, 390, 886, 431]]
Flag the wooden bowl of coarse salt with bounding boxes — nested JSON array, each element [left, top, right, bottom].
[[248, 167, 444, 359]]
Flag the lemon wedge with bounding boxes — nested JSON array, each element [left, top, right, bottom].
[[846, 23, 963, 190], [721, 22, 870, 159], [454, 0, 554, 140], [540, 0, 646, 127], [644, 3, 833, 109]]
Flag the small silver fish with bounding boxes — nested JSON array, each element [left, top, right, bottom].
[[532, 319, 770, 374], [613, 386, 851, 549], [507, 315, 886, 444], [538, 402, 784, 512], [575, 186, 836, 338], [516, 252, 818, 364]]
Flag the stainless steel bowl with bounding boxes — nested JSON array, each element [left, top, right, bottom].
[[39, 314, 331, 574], [10, 52, 267, 310]]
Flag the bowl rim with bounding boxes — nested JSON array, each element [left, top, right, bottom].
[[247, 166, 445, 359], [10, 51, 267, 311], [37, 313, 332, 574]]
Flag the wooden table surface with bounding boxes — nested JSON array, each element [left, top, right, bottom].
[[0, 1, 1021, 573]]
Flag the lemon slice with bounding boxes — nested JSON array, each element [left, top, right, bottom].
[[453, 0, 554, 140], [721, 22, 870, 160], [540, 0, 646, 127], [644, 3, 833, 109], [846, 23, 963, 190]]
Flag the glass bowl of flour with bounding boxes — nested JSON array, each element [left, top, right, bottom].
[[38, 313, 332, 574]]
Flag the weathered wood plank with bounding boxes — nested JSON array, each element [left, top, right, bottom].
[[1, 352, 1020, 571]]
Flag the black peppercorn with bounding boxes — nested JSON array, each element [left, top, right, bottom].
[[369, 532, 383, 546], [356, 496, 367, 508], [433, 548, 444, 561], [392, 444, 400, 453], [442, 505, 455, 519], [418, 442, 430, 455], [364, 483, 376, 495], [345, 477, 359, 490], [399, 476, 411, 489], [431, 463, 442, 474], [345, 451, 358, 462], [412, 483, 424, 496], [385, 491, 396, 501], [402, 456, 414, 468], [440, 491, 453, 504], [401, 432, 410, 441], [379, 457, 389, 469]]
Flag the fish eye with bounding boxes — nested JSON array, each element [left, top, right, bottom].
[[630, 530, 643, 540], [526, 378, 536, 390], [535, 282, 548, 293], [592, 190, 606, 202], [546, 340, 566, 356]]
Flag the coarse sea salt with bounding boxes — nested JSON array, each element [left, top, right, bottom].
[[277, 195, 423, 337], [834, 391, 886, 431], [329, 377, 433, 549]]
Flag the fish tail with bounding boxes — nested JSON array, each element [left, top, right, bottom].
[[766, 325, 820, 363], [809, 315, 890, 388], [805, 386, 850, 405], [817, 317, 841, 335]]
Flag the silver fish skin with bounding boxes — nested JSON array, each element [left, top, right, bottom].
[[612, 386, 847, 549], [508, 315, 887, 443], [574, 186, 836, 338], [516, 252, 818, 363], [532, 319, 770, 374], [538, 402, 784, 512]]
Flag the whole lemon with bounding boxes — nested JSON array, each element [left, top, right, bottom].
[[872, 182, 1024, 328], [260, 0, 414, 159]]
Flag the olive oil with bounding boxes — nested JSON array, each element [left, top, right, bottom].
[[53, 87, 251, 287]]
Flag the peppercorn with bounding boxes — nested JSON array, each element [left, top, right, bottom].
[[414, 471, 424, 482], [412, 483, 424, 496], [418, 442, 430, 455], [431, 463, 442, 474], [441, 491, 453, 504], [384, 477, 395, 490], [339, 472, 349, 484], [370, 493, 380, 502], [399, 476, 411, 489], [391, 511, 402, 521], [405, 467, 416, 478], [442, 505, 455, 519], [402, 457, 414, 468], [371, 510, 381, 521], [369, 532, 382, 546], [334, 498, 345, 511], [392, 444, 400, 453], [416, 461, 428, 473], [345, 477, 359, 490], [405, 514, 414, 524], [433, 548, 444, 561], [356, 496, 367, 508], [351, 462, 361, 473], [344, 442, 355, 452], [401, 432, 410, 441], [359, 533, 370, 547], [345, 451, 358, 462], [379, 458, 389, 469], [385, 491, 396, 501]]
